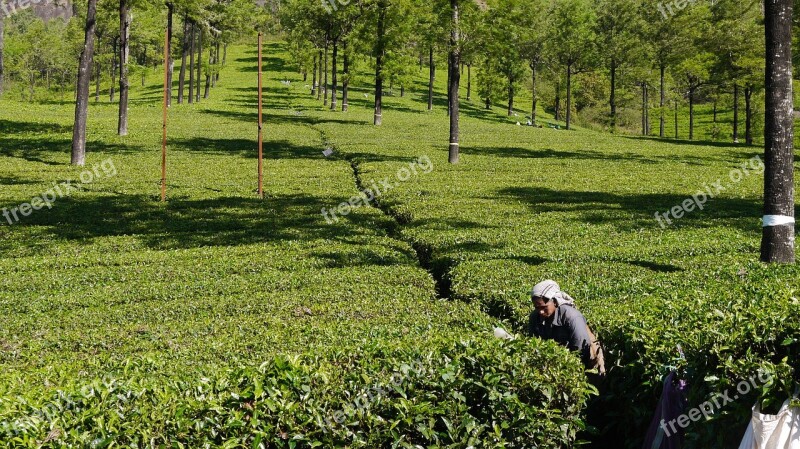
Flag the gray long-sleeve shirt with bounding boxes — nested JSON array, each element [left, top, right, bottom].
[[527, 304, 592, 368]]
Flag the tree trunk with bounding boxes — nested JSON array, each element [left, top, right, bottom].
[[642, 83, 647, 135], [531, 63, 537, 126], [745, 85, 753, 145], [166, 2, 173, 107], [118, 0, 131, 136], [761, 0, 795, 263], [188, 21, 195, 104], [467, 63, 471, 101], [342, 40, 349, 112], [178, 15, 188, 104], [713, 99, 718, 123], [373, 2, 386, 126], [0, 18, 5, 95], [645, 84, 650, 134], [428, 45, 434, 111], [222, 43, 227, 65], [448, 0, 460, 164], [610, 59, 616, 132], [733, 84, 739, 142], [323, 37, 329, 106], [554, 80, 560, 121], [215, 41, 220, 82], [330, 39, 338, 110], [210, 40, 216, 88], [311, 53, 317, 96], [204, 46, 211, 99], [317, 49, 323, 100], [566, 64, 572, 130], [72, 0, 98, 166], [195, 27, 202, 103], [94, 58, 100, 102], [110, 37, 117, 102], [660, 64, 665, 137], [689, 88, 695, 140], [674, 99, 679, 139], [507, 77, 513, 116]]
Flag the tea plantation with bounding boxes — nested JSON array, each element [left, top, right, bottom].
[[0, 41, 797, 448]]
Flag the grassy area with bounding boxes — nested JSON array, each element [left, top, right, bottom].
[[0, 40, 798, 448]]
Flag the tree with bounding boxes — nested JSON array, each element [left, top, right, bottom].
[[761, 0, 795, 263], [708, 0, 763, 143], [0, 17, 5, 95], [482, 0, 526, 116], [642, 0, 682, 138], [117, 0, 132, 135], [518, 0, 547, 125], [548, 0, 597, 130], [448, 0, 460, 163], [72, 0, 99, 166], [594, 0, 642, 132]]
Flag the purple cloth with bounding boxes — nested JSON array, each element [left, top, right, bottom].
[[642, 371, 689, 449]]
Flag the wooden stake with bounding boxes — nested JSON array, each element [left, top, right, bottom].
[[161, 28, 169, 202], [257, 32, 264, 199]]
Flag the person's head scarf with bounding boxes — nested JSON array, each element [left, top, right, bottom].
[[531, 280, 575, 307]]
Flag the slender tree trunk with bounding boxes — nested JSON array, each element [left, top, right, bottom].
[[195, 27, 202, 103], [507, 76, 513, 116], [210, 40, 216, 88], [566, 64, 572, 130], [317, 49, 323, 100], [188, 21, 195, 104], [166, 2, 173, 107], [118, 0, 131, 136], [642, 82, 647, 135], [762, 0, 795, 263], [178, 15, 188, 104], [428, 45, 434, 111], [689, 87, 695, 140], [204, 46, 211, 99], [72, 0, 98, 166], [222, 43, 227, 65], [330, 39, 338, 110], [373, 2, 386, 125], [531, 64, 537, 126], [0, 18, 5, 95], [448, 0, 460, 164], [342, 40, 349, 112], [674, 99, 679, 139], [745, 85, 753, 145], [645, 85, 650, 134], [110, 37, 117, 102], [323, 37, 329, 106], [215, 41, 220, 82], [733, 83, 739, 143], [95, 52, 101, 102], [467, 63, 471, 101], [660, 64, 665, 137], [610, 59, 617, 132], [713, 99, 718, 123], [311, 53, 317, 96], [554, 80, 561, 121]]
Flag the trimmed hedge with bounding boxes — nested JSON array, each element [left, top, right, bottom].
[[0, 338, 593, 448]]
